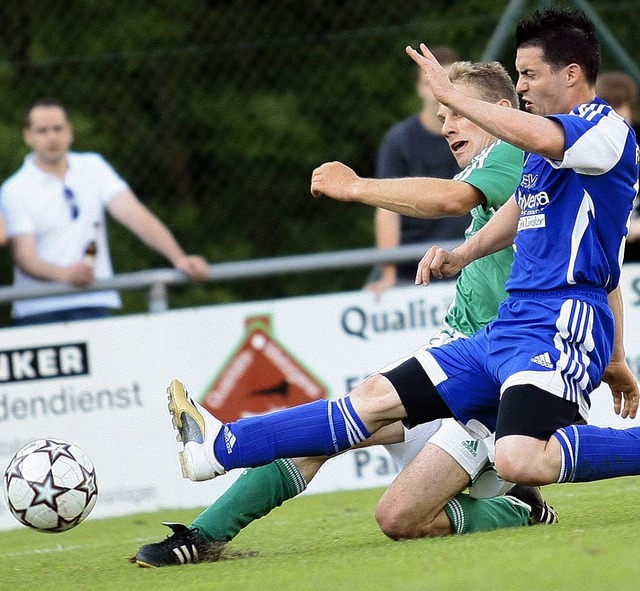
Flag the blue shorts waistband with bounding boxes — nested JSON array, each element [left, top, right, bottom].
[[507, 286, 609, 303]]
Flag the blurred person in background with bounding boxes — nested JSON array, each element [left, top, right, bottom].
[[367, 46, 468, 298], [0, 99, 210, 326], [596, 71, 640, 262]]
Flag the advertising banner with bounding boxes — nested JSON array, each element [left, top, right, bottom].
[[1, 265, 640, 530]]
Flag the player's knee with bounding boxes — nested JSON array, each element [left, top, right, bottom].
[[355, 372, 396, 401], [375, 499, 440, 540], [375, 502, 414, 539], [494, 448, 542, 485], [350, 373, 406, 426]]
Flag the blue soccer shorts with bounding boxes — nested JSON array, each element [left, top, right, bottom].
[[385, 288, 614, 435]]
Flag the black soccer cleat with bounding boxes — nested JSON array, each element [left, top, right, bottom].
[[132, 522, 225, 567], [504, 484, 559, 525]]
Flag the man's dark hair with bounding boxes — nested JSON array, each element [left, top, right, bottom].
[[24, 98, 68, 128], [515, 8, 601, 85]]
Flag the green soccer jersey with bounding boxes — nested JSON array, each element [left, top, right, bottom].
[[444, 140, 523, 336]]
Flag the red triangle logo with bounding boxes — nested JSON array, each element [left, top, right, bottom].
[[201, 316, 328, 422]]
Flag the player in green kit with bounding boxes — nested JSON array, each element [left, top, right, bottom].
[[133, 61, 555, 568]]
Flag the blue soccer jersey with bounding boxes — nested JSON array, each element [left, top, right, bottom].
[[507, 98, 639, 293], [421, 99, 639, 427]]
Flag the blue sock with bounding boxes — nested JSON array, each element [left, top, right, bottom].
[[554, 424, 640, 482], [213, 397, 371, 470]]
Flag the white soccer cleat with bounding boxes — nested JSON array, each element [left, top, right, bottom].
[[167, 379, 226, 481]]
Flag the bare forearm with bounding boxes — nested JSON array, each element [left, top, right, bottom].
[[440, 95, 564, 160], [453, 196, 519, 265], [312, 161, 481, 217], [12, 235, 73, 282], [109, 191, 186, 265], [406, 44, 566, 160], [133, 217, 186, 265], [13, 242, 93, 286], [16, 256, 68, 282], [354, 177, 478, 218], [375, 208, 400, 249], [608, 286, 626, 361]]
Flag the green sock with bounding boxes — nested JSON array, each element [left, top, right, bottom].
[[190, 458, 307, 542], [444, 493, 530, 534]]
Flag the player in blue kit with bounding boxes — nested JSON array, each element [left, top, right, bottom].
[[165, 8, 639, 496], [405, 8, 640, 486]]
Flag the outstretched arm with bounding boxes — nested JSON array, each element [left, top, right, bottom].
[[311, 161, 483, 299], [405, 44, 566, 160], [311, 161, 483, 217], [415, 195, 520, 285], [108, 189, 210, 282]]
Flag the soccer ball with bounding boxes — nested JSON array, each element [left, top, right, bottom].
[[3, 439, 98, 533]]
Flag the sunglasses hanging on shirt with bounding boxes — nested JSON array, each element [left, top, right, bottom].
[[63, 187, 79, 220]]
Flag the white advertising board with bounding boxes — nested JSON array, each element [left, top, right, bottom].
[[1, 265, 640, 530]]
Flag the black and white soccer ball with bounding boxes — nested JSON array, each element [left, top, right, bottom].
[[3, 438, 98, 533]]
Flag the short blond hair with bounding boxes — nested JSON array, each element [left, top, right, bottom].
[[447, 61, 519, 109]]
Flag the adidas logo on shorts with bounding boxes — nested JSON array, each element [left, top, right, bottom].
[[530, 352, 553, 369], [462, 439, 479, 457]]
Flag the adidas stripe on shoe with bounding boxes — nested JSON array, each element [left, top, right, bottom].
[[132, 522, 225, 568]]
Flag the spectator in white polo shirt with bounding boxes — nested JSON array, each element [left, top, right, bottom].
[[0, 98, 210, 326]]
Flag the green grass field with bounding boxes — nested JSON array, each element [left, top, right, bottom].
[[2, 478, 640, 591]]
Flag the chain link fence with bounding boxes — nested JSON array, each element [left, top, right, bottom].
[[0, 0, 637, 317]]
